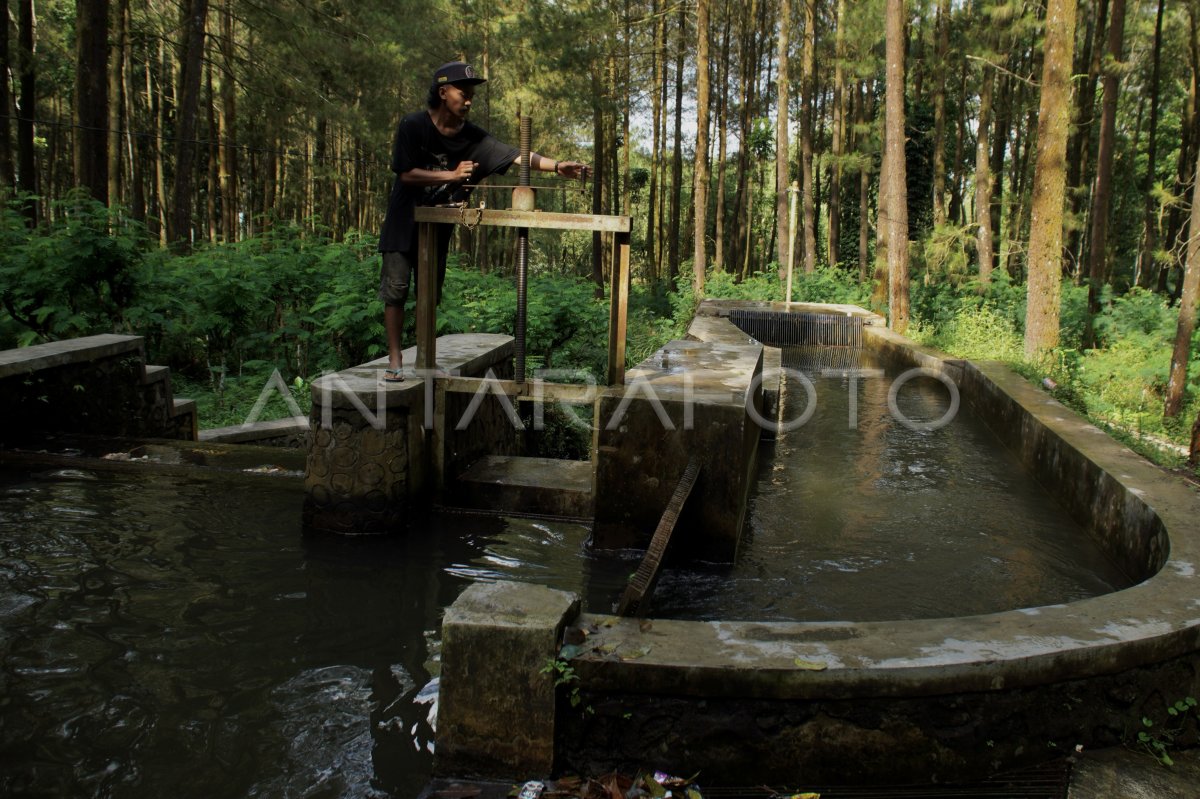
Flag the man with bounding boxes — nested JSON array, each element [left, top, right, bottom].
[[377, 60, 590, 382]]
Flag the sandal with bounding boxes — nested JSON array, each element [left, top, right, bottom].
[[382, 367, 405, 383]]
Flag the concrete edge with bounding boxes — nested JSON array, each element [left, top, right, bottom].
[[568, 306, 1200, 699], [0, 334, 145, 379]]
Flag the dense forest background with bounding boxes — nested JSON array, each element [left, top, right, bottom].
[[1, 0, 1199, 468]]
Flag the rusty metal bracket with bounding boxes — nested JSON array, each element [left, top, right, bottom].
[[616, 457, 702, 617]]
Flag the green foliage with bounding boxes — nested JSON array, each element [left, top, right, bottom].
[[910, 303, 1025, 363], [1134, 697, 1198, 767], [541, 656, 590, 713], [132, 223, 380, 379], [0, 194, 147, 346], [171, 369, 311, 430], [442, 268, 611, 379]]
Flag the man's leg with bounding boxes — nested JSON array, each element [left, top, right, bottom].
[[379, 251, 414, 374], [385, 303, 405, 370]]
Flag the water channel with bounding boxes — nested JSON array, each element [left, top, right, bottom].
[[0, 347, 1131, 796]]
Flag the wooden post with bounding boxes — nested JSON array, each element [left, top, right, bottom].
[[416, 221, 437, 370], [607, 231, 632, 386]]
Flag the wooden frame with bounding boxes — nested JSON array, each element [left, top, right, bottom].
[[414, 207, 633, 385]]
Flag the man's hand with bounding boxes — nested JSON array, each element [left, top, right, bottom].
[[557, 161, 591, 180], [451, 161, 479, 182]]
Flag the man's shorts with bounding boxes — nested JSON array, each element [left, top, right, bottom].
[[378, 226, 453, 307]]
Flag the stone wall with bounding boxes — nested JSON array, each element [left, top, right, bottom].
[[0, 334, 195, 446], [303, 334, 515, 535]]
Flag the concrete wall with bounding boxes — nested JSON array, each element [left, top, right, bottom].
[[303, 334, 514, 535], [591, 339, 763, 562], [0, 334, 196, 445], [435, 306, 1200, 785]]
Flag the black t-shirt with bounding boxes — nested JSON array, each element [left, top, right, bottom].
[[378, 111, 518, 253]]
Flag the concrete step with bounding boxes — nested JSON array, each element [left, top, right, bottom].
[[454, 455, 593, 518], [142, 364, 170, 385], [171, 398, 199, 441]]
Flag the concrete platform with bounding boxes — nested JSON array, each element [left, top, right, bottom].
[[592, 337, 764, 561], [454, 455, 593, 518], [1070, 747, 1200, 798]]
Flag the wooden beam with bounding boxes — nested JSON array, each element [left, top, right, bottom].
[[416, 221, 437, 370], [414, 206, 631, 234], [442, 376, 601, 405], [607, 231, 631, 386]]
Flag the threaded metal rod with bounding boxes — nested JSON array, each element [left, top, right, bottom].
[[514, 116, 532, 384]]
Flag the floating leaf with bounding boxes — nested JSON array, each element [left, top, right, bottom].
[[793, 658, 827, 671], [620, 645, 652, 660]]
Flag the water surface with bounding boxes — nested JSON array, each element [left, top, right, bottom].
[[646, 348, 1132, 621]]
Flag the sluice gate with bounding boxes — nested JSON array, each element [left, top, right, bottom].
[[729, 308, 866, 371], [729, 308, 864, 348]]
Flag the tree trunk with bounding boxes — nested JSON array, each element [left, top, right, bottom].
[[668, 1, 686, 284], [715, 3, 731, 271], [1, 0, 16, 189], [645, 0, 662, 280], [1163, 11, 1198, 297], [1065, 0, 1109, 278], [694, 0, 712, 294], [1165, 140, 1200, 419], [1135, 0, 1166, 289], [106, 0, 127, 207], [220, 0, 238, 242], [858, 81, 872, 283], [948, 61, 968, 225], [17, 0, 38, 223], [800, 0, 817, 273], [591, 68, 606, 297], [74, 0, 109, 204], [729, 0, 757, 276], [122, 0, 143, 222], [153, 42, 168, 245], [885, 0, 909, 333], [774, 0, 792, 271], [206, 57, 219, 242], [975, 62, 995, 284], [931, 0, 949, 228], [829, 0, 847, 267], [1082, 0, 1126, 349], [873, 135, 889, 311], [1025, 0, 1077, 360], [171, 0, 209, 248], [989, 72, 1011, 277]]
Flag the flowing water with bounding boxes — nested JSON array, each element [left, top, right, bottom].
[[0, 466, 615, 798], [648, 348, 1133, 620], [0, 350, 1133, 795]]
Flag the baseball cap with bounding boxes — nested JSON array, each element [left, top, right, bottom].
[[433, 61, 486, 86]]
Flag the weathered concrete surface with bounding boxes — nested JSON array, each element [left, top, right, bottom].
[[0, 334, 196, 443], [436, 581, 580, 780], [303, 334, 513, 535], [1070, 747, 1200, 798], [592, 338, 763, 561], [696, 298, 886, 327], [556, 306, 1200, 784], [455, 455, 593, 518], [199, 416, 310, 447]]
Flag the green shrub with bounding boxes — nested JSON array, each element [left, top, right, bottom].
[[0, 193, 148, 346]]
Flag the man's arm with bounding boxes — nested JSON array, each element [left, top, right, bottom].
[[525, 152, 591, 179], [399, 162, 477, 186]]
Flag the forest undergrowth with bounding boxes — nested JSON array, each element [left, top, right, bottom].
[[1, 198, 1196, 476]]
